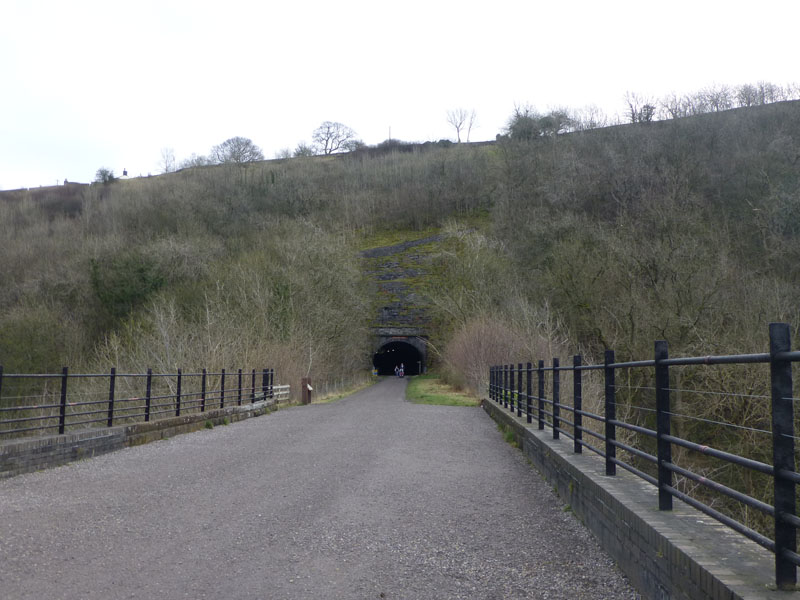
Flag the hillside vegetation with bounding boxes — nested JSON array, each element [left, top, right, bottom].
[[1, 102, 799, 389]]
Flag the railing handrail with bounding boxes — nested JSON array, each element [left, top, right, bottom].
[[0, 366, 285, 440], [489, 321, 798, 590]]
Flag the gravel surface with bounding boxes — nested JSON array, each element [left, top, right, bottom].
[[0, 378, 639, 599]]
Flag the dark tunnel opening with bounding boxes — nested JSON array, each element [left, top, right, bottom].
[[373, 341, 423, 376]]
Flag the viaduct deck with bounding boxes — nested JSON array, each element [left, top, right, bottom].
[[0, 378, 635, 599]]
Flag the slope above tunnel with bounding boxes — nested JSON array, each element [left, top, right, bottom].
[[360, 233, 443, 374]]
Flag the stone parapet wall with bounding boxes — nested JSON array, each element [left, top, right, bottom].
[[1, 400, 275, 479]]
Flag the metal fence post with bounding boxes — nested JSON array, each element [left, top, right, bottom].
[[509, 363, 515, 413], [144, 368, 152, 422], [107, 367, 116, 427], [176, 369, 182, 417], [220, 369, 226, 409], [769, 322, 797, 590], [497, 365, 502, 407], [552, 358, 560, 440], [238, 368, 243, 406], [269, 368, 274, 399], [507, 364, 511, 410], [655, 340, 673, 511], [201, 368, 207, 412], [503, 364, 508, 409], [262, 369, 268, 398], [573, 355, 582, 453], [0, 365, 4, 406], [498, 364, 503, 411], [526, 362, 533, 424], [517, 363, 523, 418], [495, 365, 503, 406], [604, 350, 616, 476], [538, 360, 545, 430], [251, 369, 256, 403], [58, 367, 68, 435]]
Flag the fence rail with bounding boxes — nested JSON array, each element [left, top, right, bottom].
[[0, 366, 288, 439], [490, 322, 798, 590]]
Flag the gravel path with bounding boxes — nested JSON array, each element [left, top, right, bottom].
[[0, 378, 638, 599]]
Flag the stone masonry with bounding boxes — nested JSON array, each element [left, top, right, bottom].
[[1, 398, 277, 479]]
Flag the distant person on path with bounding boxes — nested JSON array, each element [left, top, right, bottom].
[[399, 363, 405, 378]]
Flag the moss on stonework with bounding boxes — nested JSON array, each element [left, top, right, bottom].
[[360, 230, 443, 330]]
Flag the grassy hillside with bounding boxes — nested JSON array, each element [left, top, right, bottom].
[[490, 101, 800, 357]]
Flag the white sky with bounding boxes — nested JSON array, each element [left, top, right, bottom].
[[1, 0, 798, 189]]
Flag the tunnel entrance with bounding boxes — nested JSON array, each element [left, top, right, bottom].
[[373, 341, 423, 376]]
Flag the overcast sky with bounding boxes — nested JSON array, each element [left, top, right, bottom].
[[1, 0, 798, 189]]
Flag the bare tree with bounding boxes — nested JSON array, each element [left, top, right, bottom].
[[311, 122, 359, 155], [756, 81, 782, 104], [574, 105, 608, 130], [735, 84, 759, 108], [700, 84, 733, 112], [466, 109, 477, 142], [293, 142, 316, 158], [447, 108, 476, 142], [624, 92, 656, 123], [210, 136, 264, 165], [661, 93, 691, 119], [786, 82, 800, 101], [179, 153, 211, 169], [159, 147, 176, 173]]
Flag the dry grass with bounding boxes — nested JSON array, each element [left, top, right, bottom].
[[406, 375, 480, 407]]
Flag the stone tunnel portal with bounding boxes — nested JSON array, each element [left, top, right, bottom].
[[373, 341, 423, 376]]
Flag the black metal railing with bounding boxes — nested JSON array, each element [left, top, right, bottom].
[[490, 322, 798, 590], [0, 367, 287, 439]]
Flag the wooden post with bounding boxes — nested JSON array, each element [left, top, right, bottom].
[[301, 377, 312, 405]]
